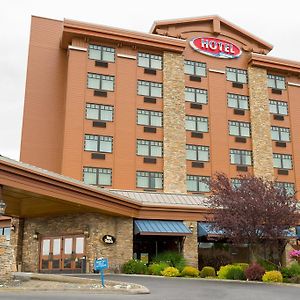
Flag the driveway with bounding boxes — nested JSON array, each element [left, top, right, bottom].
[[0, 274, 299, 300]]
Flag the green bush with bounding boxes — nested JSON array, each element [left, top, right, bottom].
[[234, 263, 249, 272], [262, 271, 283, 283], [181, 266, 199, 277], [217, 264, 245, 280], [148, 262, 169, 276], [153, 251, 186, 271], [280, 263, 300, 279], [200, 266, 216, 278], [257, 259, 278, 271], [161, 266, 180, 277], [122, 259, 147, 274]]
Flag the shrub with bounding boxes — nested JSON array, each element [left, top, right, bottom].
[[234, 263, 249, 272], [262, 271, 283, 283], [281, 263, 300, 279], [245, 263, 265, 281], [181, 266, 199, 277], [218, 264, 245, 280], [122, 259, 147, 274], [285, 275, 300, 284], [257, 259, 278, 271], [200, 250, 232, 271], [200, 266, 216, 278], [161, 267, 180, 277], [148, 262, 169, 276], [153, 251, 186, 271]]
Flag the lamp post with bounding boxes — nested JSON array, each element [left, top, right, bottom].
[[0, 185, 6, 216]]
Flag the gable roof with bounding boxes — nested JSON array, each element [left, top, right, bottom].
[[150, 15, 273, 53]]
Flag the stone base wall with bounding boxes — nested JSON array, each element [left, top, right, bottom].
[[22, 213, 133, 273], [182, 221, 198, 268], [0, 236, 16, 283], [10, 218, 24, 270]]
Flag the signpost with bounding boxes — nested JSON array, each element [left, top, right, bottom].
[[94, 258, 109, 287]]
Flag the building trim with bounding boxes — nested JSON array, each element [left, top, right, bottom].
[[68, 45, 87, 52], [117, 54, 137, 60], [209, 68, 225, 74], [288, 82, 300, 87]]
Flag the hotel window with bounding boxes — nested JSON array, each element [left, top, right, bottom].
[[187, 175, 210, 192], [0, 227, 10, 241], [186, 145, 209, 161], [275, 182, 295, 196], [227, 94, 249, 110], [267, 74, 286, 90], [136, 171, 163, 189], [86, 104, 113, 121], [88, 44, 115, 62], [138, 52, 162, 70], [230, 149, 252, 165], [226, 67, 247, 84], [83, 167, 112, 186], [137, 140, 163, 157], [231, 178, 242, 189], [269, 100, 288, 115], [271, 126, 290, 142], [84, 135, 113, 153], [229, 121, 251, 137], [185, 116, 208, 132], [87, 73, 114, 91], [185, 88, 208, 104], [273, 154, 292, 169], [184, 60, 207, 77], [137, 110, 163, 127], [137, 80, 162, 97]]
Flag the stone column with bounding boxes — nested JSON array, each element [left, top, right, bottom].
[[10, 218, 24, 271], [0, 236, 16, 283], [248, 66, 274, 180], [163, 52, 186, 193], [182, 221, 198, 268]]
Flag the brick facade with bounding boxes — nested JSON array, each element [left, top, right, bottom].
[[163, 52, 186, 193]]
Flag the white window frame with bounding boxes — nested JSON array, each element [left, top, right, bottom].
[[136, 171, 163, 189], [230, 149, 252, 166], [137, 140, 163, 157], [138, 52, 162, 70], [186, 145, 209, 161], [83, 167, 112, 186], [186, 175, 210, 192], [227, 93, 249, 110], [137, 110, 163, 127], [269, 100, 288, 115], [185, 87, 208, 104], [226, 67, 248, 84], [87, 73, 114, 91], [88, 44, 115, 62], [85, 103, 114, 121], [271, 126, 290, 142], [184, 60, 207, 77], [185, 116, 209, 132], [137, 80, 162, 97], [228, 121, 251, 137], [273, 153, 293, 169], [267, 74, 286, 90]]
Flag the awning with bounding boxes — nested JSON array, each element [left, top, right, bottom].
[[134, 220, 192, 236], [297, 226, 300, 239], [198, 222, 224, 237]]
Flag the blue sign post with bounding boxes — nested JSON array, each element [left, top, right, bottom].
[[94, 258, 109, 288]]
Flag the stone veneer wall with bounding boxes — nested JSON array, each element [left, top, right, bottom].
[[0, 235, 16, 283], [248, 66, 274, 180], [163, 52, 187, 193], [22, 213, 133, 273], [10, 218, 24, 270], [182, 221, 198, 267]]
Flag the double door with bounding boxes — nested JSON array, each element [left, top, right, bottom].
[[40, 235, 85, 272]]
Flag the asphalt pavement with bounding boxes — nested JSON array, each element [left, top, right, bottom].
[[0, 274, 300, 300]]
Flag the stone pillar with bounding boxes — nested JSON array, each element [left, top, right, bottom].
[[248, 66, 274, 180], [163, 52, 186, 193], [182, 221, 198, 268], [0, 236, 16, 283], [10, 218, 24, 271]]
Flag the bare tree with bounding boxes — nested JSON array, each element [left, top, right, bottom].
[[208, 173, 299, 262]]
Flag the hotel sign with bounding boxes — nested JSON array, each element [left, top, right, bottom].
[[190, 37, 242, 59]]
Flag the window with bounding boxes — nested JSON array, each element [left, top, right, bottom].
[[137, 140, 163, 157], [83, 167, 112, 186], [137, 80, 162, 97], [273, 154, 292, 169], [186, 145, 209, 161], [267, 74, 286, 90], [84, 135, 113, 153], [184, 60, 206, 77], [0, 227, 10, 241], [229, 121, 251, 137], [185, 88, 208, 104], [269, 100, 288, 115], [275, 182, 295, 196], [87, 73, 114, 91], [271, 126, 290, 142], [230, 149, 252, 165], [231, 178, 242, 189], [86, 104, 113, 121], [88, 44, 115, 62], [227, 94, 249, 110], [137, 110, 163, 127], [136, 171, 163, 189], [185, 116, 208, 132], [187, 175, 210, 192], [226, 68, 247, 84], [138, 52, 162, 69]]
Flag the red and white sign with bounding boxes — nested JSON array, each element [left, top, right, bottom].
[[190, 37, 242, 59]]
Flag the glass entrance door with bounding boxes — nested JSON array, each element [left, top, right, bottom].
[[40, 235, 85, 272]]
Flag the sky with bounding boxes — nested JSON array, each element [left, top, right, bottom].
[[0, 0, 300, 160]]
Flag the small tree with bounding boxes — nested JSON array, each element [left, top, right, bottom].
[[208, 173, 299, 262]]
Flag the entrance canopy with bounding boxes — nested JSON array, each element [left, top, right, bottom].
[[198, 222, 224, 237], [134, 220, 192, 236]]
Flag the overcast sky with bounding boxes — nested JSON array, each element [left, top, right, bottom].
[[0, 0, 299, 160]]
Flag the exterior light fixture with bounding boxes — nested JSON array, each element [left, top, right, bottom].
[[33, 232, 39, 240], [189, 223, 195, 232]]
